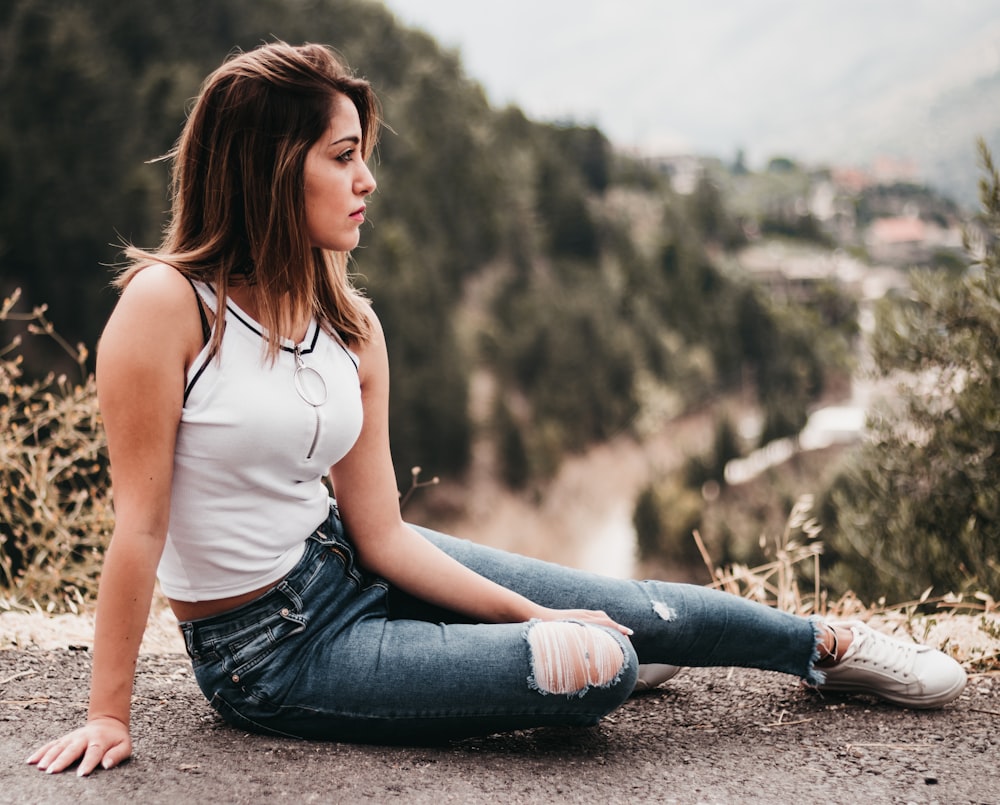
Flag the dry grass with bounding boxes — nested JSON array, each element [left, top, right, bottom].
[[0, 291, 114, 613], [694, 494, 1000, 672]]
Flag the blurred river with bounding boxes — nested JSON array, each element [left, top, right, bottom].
[[426, 254, 905, 580], [427, 408, 715, 580]]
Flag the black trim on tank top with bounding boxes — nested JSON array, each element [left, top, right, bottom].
[[183, 287, 361, 406], [225, 304, 357, 374], [183, 279, 214, 405], [226, 304, 321, 356], [187, 278, 212, 346]]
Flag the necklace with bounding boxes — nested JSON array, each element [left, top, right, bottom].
[[293, 345, 328, 460]]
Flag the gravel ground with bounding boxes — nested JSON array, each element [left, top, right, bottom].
[[1, 644, 998, 804]]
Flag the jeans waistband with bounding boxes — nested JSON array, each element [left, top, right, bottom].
[[179, 506, 347, 636]]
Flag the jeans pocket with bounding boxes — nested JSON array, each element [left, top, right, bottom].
[[220, 605, 308, 686], [323, 539, 387, 592]]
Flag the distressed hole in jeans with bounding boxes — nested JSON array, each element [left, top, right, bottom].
[[526, 621, 625, 695], [652, 601, 677, 621]]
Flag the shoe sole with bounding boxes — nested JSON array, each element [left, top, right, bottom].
[[818, 672, 967, 709], [632, 665, 682, 692]]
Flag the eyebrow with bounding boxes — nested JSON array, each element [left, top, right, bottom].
[[330, 134, 361, 147]]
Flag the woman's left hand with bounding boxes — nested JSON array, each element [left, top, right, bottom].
[[532, 606, 634, 637]]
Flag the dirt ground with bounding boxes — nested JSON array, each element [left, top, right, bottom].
[[1, 629, 998, 805]]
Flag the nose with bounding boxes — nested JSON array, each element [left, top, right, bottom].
[[357, 162, 376, 197]]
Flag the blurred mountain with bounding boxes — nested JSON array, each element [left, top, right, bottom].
[[875, 70, 1000, 207], [383, 0, 1000, 208], [762, 35, 1000, 208]]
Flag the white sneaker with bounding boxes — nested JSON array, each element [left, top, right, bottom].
[[817, 622, 967, 709], [632, 663, 682, 693]]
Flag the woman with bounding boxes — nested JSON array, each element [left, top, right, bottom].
[[27, 42, 965, 777]]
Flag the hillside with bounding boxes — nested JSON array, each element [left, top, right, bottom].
[[385, 1, 1000, 207], [0, 0, 851, 494], [4, 0, 995, 613]]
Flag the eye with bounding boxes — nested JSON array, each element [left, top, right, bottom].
[[336, 148, 355, 163]]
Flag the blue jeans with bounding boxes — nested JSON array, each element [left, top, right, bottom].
[[180, 505, 823, 743]]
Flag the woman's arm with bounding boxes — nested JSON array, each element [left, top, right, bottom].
[[329, 311, 631, 633], [27, 265, 202, 775]]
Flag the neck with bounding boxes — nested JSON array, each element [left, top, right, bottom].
[[226, 286, 312, 343]]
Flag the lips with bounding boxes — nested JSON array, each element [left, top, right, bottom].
[[350, 205, 366, 222]]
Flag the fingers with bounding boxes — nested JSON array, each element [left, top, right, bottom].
[[27, 736, 87, 775], [539, 607, 634, 637], [77, 741, 112, 777], [596, 614, 633, 637], [28, 739, 105, 776], [26, 725, 130, 776], [575, 608, 634, 637], [24, 740, 57, 767], [99, 740, 131, 771]]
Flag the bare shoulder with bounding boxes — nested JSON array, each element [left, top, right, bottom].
[[117, 263, 198, 314], [360, 303, 385, 343], [100, 264, 204, 369], [351, 304, 388, 380]]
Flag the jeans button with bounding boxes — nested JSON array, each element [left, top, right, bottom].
[[280, 607, 290, 617], [232, 674, 240, 683]]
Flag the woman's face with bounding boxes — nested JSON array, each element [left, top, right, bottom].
[[303, 93, 376, 252]]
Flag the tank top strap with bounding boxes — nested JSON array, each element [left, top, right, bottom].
[[185, 277, 212, 347]]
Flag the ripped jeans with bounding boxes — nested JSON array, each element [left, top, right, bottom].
[[180, 506, 823, 744]]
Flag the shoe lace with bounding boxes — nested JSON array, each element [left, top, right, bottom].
[[850, 628, 918, 676]]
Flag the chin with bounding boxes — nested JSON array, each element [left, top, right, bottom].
[[312, 237, 361, 252]]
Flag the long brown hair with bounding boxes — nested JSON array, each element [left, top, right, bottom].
[[119, 41, 380, 356]]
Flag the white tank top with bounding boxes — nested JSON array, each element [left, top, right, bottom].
[[157, 282, 363, 601]]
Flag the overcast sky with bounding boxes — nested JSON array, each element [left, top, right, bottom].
[[380, 0, 1000, 169]]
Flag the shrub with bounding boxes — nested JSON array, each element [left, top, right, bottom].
[[821, 142, 1000, 602], [633, 478, 703, 567], [0, 291, 111, 611], [683, 414, 741, 488]]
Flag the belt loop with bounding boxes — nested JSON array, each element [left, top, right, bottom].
[[277, 579, 303, 610], [180, 622, 198, 659]]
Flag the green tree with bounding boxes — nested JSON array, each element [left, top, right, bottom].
[[687, 174, 746, 250], [684, 414, 741, 489], [821, 142, 1000, 602], [494, 397, 530, 490], [633, 478, 703, 568], [0, 0, 852, 499]]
